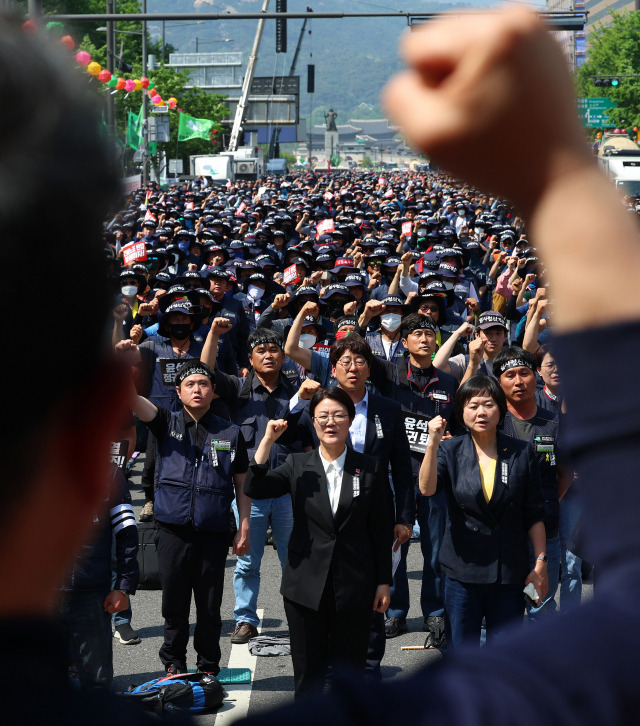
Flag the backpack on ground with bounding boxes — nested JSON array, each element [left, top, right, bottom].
[[136, 519, 161, 590], [123, 672, 225, 715]]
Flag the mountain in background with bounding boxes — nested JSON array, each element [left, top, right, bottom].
[[148, 0, 510, 123]]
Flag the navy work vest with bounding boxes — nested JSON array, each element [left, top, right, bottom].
[[154, 411, 240, 533]]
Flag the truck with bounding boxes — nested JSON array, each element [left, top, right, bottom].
[[597, 133, 640, 197], [266, 158, 288, 176], [189, 154, 235, 184]]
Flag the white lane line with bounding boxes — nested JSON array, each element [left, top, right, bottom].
[[214, 608, 263, 724]]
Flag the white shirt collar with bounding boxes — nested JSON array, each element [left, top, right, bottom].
[[319, 446, 347, 471]]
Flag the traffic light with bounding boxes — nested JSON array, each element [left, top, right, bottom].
[[594, 77, 620, 87], [276, 0, 287, 53]]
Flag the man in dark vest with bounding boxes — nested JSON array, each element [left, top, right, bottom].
[[128, 355, 250, 675]]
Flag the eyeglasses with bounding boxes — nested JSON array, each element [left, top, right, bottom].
[[336, 357, 368, 369], [419, 304, 440, 313], [368, 261, 383, 267], [313, 413, 349, 425], [541, 362, 558, 371]]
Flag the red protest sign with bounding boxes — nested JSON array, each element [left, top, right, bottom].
[[143, 208, 157, 223], [122, 240, 148, 266], [378, 176, 386, 186], [283, 263, 302, 286], [316, 218, 335, 235], [402, 221, 413, 236], [235, 201, 247, 216], [384, 188, 394, 198]]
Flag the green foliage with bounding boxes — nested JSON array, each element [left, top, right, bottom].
[[281, 152, 297, 168], [576, 10, 640, 129], [361, 156, 372, 168]]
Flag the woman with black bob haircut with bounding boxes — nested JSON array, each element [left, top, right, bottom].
[[244, 386, 391, 695], [418, 375, 548, 647]]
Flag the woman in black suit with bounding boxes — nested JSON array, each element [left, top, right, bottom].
[[244, 386, 392, 695], [419, 375, 548, 647]]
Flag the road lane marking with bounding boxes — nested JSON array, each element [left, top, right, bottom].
[[214, 608, 263, 724]]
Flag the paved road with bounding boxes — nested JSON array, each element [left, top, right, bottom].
[[114, 454, 591, 723]]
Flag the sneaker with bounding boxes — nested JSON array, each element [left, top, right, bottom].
[[164, 663, 185, 676], [424, 616, 446, 649], [139, 501, 154, 523], [384, 617, 408, 639], [114, 623, 141, 645], [230, 622, 258, 644]]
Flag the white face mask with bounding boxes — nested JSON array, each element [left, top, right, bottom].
[[381, 313, 402, 332], [121, 284, 138, 297], [417, 227, 428, 237], [247, 284, 264, 299], [298, 334, 317, 349]]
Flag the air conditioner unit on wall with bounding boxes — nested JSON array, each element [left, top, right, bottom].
[[236, 160, 257, 174]]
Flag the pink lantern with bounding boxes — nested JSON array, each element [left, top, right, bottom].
[[168, 98, 176, 109], [151, 94, 162, 104], [98, 69, 112, 83], [76, 50, 91, 65], [124, 79, 136, 92], [614, 128, 620, 133]]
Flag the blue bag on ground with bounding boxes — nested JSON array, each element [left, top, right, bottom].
[[123, 672, 225, 715]]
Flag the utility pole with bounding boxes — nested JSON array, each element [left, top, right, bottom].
[[106, 0, 115, 136], [142, 0, 149, 186]]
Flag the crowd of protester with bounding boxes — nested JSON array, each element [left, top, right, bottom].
[[71, 160, 588, 693]]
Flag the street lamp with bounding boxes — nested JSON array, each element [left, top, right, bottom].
[[156, 20, 205, 64], [195, 37, 234, 52]]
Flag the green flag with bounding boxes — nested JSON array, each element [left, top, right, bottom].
[[178, 112, 215, 142], [126, 107, 142, 150]]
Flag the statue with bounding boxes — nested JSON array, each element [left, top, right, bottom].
[[324, 108, 338, 133]]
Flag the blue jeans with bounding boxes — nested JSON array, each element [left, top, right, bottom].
[[526, 534, 561, 621], [233, 495, 293, 627], [559, 492, 582, 611], [387, 486, 445, 620], [444, 577, 524, 648], [60, 589, 113, 689]]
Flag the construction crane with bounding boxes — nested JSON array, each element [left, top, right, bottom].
[[267, 7, 312, 161], [228, 0, 270, 152]]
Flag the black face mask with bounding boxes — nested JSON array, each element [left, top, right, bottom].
[[329, 301, 346, 319], [168, 323, 191, 340]]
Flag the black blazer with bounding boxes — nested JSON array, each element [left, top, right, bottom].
[[244, 448, 393, 612], [299, 393, 415, 526], [435, 432, 545, 585]]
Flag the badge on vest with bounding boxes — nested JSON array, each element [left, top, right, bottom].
[[212, 440, 231, 450], [210, 443, 219, 468], [431, 391, 450, 402], [374, 414, 384, 439], [353, 469, 361, 498], [501, 461, 509, 486], [169, 430, 183, 441]]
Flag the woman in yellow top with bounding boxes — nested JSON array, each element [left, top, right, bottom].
[[419, 376, 548, 647]]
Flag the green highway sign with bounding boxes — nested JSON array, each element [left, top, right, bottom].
[[577, 97, 617, 127]]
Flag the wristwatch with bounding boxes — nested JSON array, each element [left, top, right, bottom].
[[536, 556, 548, 563]]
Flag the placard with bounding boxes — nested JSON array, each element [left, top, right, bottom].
[[122, 240, 148, 265], [110, 440, 129, 471], [402, 221, 413, 236], [312, 343, 332, 358], [283, 263, 302, 286], [316, 218, 335, 235], [403, 412, 431, 453], [160, 358, 198, 386]]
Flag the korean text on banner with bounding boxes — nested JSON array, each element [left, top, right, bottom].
[[122, 241, 148, 265], [316, 218, 335, 235], [283, 263, 302, 286]]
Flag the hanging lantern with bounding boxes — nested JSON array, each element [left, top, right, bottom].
[[151, 94, 162, 104], [98, 69, 112, 83], [107, 76, 118, 88], [22, 20, 37, 33], [167, 98, 177, 109], [140, 77, 150, 89], [134, 79, 142, 91], [76, 50, 91, 65], [124, 79, 136, 92], [115, 78, 126, 90], [147, 81, 155, 90], [87, 61, 102, 76], [60, 35, 75, 50]]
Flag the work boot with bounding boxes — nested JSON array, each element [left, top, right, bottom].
[[424, 616, 446, 649]]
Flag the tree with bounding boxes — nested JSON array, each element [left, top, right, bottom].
[[361, 156, 372, 168], [576, 10, 640, 130]]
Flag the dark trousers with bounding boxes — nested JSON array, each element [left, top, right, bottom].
[[444, 577, 524, 648], [156, 526, 228, 673], [60, 589, 113, 690], [284, 580, 373, 696], [141, 434, 156, 503], [365, 611, 386, 681]]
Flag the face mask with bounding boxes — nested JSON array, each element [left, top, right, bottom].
[[121, 284, 137, 297], [329, 302, 345, 319], [381, 313, 402, 332], [417, 227, 428, 237], [168, 323, 191, 340], [248, 285, 264, 299], [335, 330, 350, 340], [298, 334, 317, 349], [458, 210, 466, 217]]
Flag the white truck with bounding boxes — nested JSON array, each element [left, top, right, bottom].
[[597, 134, 640, 197], [189, 154, 235, 184]]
